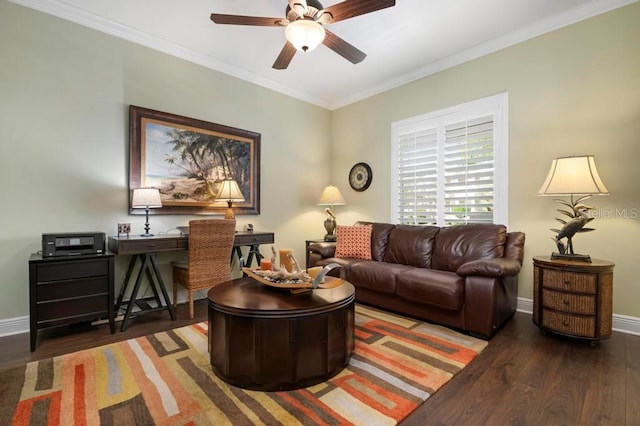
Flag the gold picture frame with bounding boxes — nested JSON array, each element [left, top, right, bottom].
[[129, 105, 260, 216]]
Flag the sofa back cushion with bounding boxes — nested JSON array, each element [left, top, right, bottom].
[[383, 225, 440, 268], [355, 222, 395, 262], [431, 224, 507, 272]]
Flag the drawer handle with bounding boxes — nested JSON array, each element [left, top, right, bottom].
[[563, 300, 570, 306], [562, 321, 570, 327], [563, 279, 570, 284]]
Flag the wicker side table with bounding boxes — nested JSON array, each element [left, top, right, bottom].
[[533, 256, 614, 347]]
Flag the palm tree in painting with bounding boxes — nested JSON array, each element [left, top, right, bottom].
[[164, 130, 250, 201]]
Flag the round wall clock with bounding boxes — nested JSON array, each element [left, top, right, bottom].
[[349, 162, 372, 192]]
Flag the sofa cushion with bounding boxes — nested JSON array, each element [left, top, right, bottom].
[[396, 269, 465, 310], [348, 261, 411, 294], [334, 224, 372, 260], [383, 225, 440, 268], [431, 224, 507, 272], [356, 222, 396, 262]]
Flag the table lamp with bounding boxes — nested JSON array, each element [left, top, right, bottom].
[[317, 185, 346, 241], [216, 179, 245, 220], [131, 188, 163, 237], [537, 155, 609, 262]]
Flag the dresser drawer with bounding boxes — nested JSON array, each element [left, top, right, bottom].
[[36, 259, 109, 281], [542, 269, 597, 294], [37, 277, 108, 301], [542, 309, 596, 338], [37, 295, 108, 323], [542, 289, 596, 315]]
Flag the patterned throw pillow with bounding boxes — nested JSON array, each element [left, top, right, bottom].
[[334, 224, 372, 260]]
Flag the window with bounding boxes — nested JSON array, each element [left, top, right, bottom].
[[391, 93, 508, 226]]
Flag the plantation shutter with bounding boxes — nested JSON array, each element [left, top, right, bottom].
[[443, 115, 495, 225], [396, 127, 438, 225], [392, 93, 507, 227]]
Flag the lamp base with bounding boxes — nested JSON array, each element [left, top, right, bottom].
[[550, 252, 592, 263], [323, 218, 336, 242]]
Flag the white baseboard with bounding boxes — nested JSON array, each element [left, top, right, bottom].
[[2, 298, 639, 337], [517, 297, 640, 336], [0, 316, 29, 337]]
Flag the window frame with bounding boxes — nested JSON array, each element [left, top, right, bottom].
[[390, 92, 509, 227]]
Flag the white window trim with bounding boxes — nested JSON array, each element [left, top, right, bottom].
[[391, 92, 509, 227]]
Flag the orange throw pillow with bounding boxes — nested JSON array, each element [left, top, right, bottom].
[[334, 224, 372, 260]]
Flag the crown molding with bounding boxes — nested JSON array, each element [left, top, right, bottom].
[[9, 0, 333, 109], [330, 0, 638, 109], [10, 0, 638, 110]]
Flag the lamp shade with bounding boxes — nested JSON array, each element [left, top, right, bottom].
[[538, 155, 609, 196], [285, 19, 326, 52], [131, 188, 162, 208], [317, 185, 346, 206], [216, 179, 245, 202]]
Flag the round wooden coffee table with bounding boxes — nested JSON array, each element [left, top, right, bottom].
[[208, 276, 355, 391]]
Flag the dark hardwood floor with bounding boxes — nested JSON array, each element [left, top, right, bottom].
[[2, 302, 638, 425]]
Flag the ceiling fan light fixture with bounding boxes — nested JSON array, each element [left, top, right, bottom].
[[285, 19, 325, 52]]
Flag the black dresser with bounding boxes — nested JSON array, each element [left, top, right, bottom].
[[28, 253, 115, 351]]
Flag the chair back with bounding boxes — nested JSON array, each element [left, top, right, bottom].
[[187, 219, 236, 288]]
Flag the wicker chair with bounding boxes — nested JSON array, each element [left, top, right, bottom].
[[172, 219, 236, 319]]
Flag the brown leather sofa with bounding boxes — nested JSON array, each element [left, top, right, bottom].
[[308, 222, 525, 339]]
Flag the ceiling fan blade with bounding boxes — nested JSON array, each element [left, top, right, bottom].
[[322, 0, 395, 23], [210, 13, 283, 27], [322, 29, 366, 64], [273, 42, 297, 70]]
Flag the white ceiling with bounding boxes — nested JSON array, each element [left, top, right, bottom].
[[12, 0, 635, 109]]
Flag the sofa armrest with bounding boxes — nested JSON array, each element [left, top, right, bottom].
[[308, 242, 337, 258], [456, 258, 522, 278]]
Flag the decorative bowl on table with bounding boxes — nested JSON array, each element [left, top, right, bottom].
[[242, 263, 343, 290]]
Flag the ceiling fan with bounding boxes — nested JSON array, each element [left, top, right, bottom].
[[210, 0, 396, 70]]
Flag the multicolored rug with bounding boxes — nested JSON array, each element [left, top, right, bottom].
[[1, 305, 487, 425]]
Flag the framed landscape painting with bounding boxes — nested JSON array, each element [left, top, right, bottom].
[[129, 105, 260, 215]]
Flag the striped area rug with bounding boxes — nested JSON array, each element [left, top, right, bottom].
[[1, 305, 487, 425]]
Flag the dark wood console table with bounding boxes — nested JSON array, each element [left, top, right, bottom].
[[108, 231, 274, 331], [208, 277, 355, 391]]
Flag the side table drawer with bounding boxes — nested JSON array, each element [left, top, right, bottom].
[[542, 289, 596, 315], [542, 309, 595, 338], [542, 269, 597, 294]]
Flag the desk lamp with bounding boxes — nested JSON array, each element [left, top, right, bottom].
[[317, 185, 346, 241], [216, 179, 245, 220], [131, 188, 163, 236], [537, 155, 609, 262]]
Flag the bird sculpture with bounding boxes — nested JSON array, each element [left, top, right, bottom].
[[551, 204, 594, 255]]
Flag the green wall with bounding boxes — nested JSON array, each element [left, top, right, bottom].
[[330, 3, 640, 317], [1, 1, 639, 326], [0, 1, 331, 321]]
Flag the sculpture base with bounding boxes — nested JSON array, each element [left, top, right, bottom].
[[324, 234, 337, 242], [550, 252, 592, 263]]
